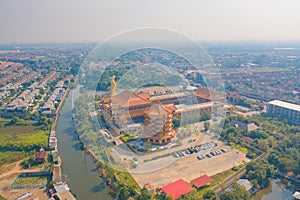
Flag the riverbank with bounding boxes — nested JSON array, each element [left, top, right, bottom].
[[47, 85, 78, 199], [55, 87, 112, 200]]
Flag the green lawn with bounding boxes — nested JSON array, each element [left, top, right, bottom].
[[115, 170, 141, 192], [13, 176, 49, 187], [0, 126, 49, 150]]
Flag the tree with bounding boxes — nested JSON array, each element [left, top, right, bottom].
[[245, 160, 275, 189], [203, 190, 217, 200], [200, 112, 211, 122], [204, 122, 210, 132], [278, 157, 298, 173], [119, 186, 134, 200], [138, 188, 152, 200], [155, 193, 172, 200], [143, 141, 152, 149], [9, 117, 19, 125], [220, 183, 250, 200], [173, 117, 181, 129], [178, 189, 198, 200]]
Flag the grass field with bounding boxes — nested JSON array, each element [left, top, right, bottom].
[[0, 151, 27, 167], [115, 171, 141, 192], [0, 126, 49, 149], [13, 176, 49, 187]]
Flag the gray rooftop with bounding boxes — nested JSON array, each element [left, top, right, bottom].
[[236, 179, 253, 191], [268, 100, 300, 112]]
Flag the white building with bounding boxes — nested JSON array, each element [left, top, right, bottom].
[[267, 100, 300, 125]]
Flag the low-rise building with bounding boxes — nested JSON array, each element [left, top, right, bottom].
[[236, 179, 253, 191], [191, 175, 213, 189], [53, 183, 76, 200], [160, 179, 192, 200], [35, 151, 48, 163], [230, 120, 258, 132]]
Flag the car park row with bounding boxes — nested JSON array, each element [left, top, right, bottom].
[[198, 148, 227, 160], [173, 142, 226, 159]]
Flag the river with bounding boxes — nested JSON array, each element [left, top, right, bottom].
[[55, 89, 113, 200], [251, 179, 298, 200]]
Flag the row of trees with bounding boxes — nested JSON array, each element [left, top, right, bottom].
[[173, 112, 211, 129], [220, 183, 250, 200]]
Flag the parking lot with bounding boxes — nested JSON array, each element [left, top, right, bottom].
[[129, 141, 250, 189]]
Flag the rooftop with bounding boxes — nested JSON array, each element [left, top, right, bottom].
[[112, 89, 152, 107], [35, 151, 48, 159], [174, 102, 215, 113], [147, 102, 176, 115], [191, 175, 213, 188], [268, 100, 300, 112], [160, 179, 192, 200], [236, 179, 253, 191], [56, 190, 76, 200], [294, 191, 300, 200]]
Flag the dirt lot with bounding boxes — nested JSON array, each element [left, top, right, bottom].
[[0, 161, 49, 200], [129, 142, 250, 189]]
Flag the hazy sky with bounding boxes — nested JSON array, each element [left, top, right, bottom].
[[1, 0, 300, 43]]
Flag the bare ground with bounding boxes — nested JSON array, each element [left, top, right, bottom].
[[0, 160, 49, 200]]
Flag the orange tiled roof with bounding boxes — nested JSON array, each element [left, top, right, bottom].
[[137, 92, 150, 100], [35, 151, 48, 159], [146, 101, 176, 115], [112, 89, 152, 107], [194, 87, 224, 101], [226, 92, 239, 96], [101, 97, 111, 101], [129, 109, 147, 117]]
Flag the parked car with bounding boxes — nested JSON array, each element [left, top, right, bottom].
[[193, 148, 198, 153], [133, 157, 139, 161], [197, 155, 203, 160], [246, 153, 254, 159], [206, 153, 212, 158], [220, 148, 227, 153]]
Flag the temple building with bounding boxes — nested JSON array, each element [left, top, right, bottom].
[[143, 102, 176, 144], [99, 77, 224, 144]]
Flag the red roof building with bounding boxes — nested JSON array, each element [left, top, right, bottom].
[[242, 136, 254, 144], [35, 151, 48, 163], [161, 179, 192, 200], [191, 175, 213, 188]]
